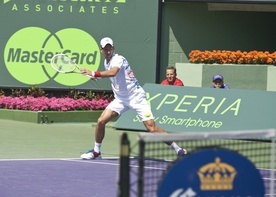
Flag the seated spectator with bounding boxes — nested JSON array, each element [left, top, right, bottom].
[[211, 74, 230, 89], [161, 66, 184, 86]]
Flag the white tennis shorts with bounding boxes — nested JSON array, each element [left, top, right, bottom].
[[107, 89, 154, 121]]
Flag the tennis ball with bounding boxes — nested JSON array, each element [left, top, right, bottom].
[[145, 112, 151, 117]]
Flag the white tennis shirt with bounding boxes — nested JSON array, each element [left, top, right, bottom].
[[104, 53, 142, 99]]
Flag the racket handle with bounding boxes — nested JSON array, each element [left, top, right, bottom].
[[86, 75, 98, 81]]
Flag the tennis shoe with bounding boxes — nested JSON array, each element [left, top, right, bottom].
[[177, 148, 187, 156], [80, 149, 101, 160]]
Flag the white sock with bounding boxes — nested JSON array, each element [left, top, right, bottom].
[[94, 142, 101, 153], [170, 142, 181, 153]]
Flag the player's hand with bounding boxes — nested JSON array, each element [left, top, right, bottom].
[[79, 68, 98, 81], [89, 76, 98, 81], [79, 68, 90, 75]]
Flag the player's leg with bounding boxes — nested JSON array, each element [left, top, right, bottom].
[[130, 90, 187, 155], [142, 118, 165, 134], [142, 119, 187, 155], [80, 108, 118, 160], [81, 98, 128, 159], [95, 108, 119, 143], [141, 118, 172, 144]]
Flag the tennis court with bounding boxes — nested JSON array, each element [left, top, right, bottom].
[[1, 119, 276, 196], [0, 119, 139, 197]]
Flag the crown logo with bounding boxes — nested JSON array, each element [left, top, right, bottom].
[[197, 157, 237, 190]]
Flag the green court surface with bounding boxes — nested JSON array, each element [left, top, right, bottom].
[[0, 119, 140, 160]]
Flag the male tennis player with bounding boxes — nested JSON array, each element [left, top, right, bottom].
[[79, 37, 187, 159]]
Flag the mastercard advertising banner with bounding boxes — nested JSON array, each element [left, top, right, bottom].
[[0, 0, 159, 90]]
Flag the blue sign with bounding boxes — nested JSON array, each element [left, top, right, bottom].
[[157, 148, 265, 197]]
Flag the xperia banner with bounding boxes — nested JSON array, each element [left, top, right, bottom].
[[114, 84, 276, 132]]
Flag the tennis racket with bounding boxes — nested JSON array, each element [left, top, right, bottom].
[[51, 53, 82, 74], [51, 53, 101, 89]]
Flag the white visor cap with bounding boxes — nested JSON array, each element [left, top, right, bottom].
[[100, 37, 114, 48]]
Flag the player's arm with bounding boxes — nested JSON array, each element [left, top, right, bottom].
[[97, 66, 120, 78], [80, 66, 120, 79]]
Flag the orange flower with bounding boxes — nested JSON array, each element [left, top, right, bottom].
[[189, 50, 275, 65]]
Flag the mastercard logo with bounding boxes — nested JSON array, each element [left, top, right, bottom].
[[4, 27, 101, 86]]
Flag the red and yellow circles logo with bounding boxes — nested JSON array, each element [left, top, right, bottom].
[[4, 27, 101, 86]]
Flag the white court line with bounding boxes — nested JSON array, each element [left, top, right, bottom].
[[259, 168, 276, 172], [0, 157, 167, 170], [263, 178, 276, 181], [0, 158, 79, 161], [0, 158, 274, 174], [60, 158, 120, 166], [62, 158, 167, 170], [0, 157, 122, 168], [0, 157, 117, 162]]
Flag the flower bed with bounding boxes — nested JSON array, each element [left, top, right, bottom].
[[0, 109, 105, 123], [0, 96, 110, 111], [189, 50, 276, 65]]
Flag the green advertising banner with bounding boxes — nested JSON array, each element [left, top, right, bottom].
[[0, 0, 159, 90], [114, 83, 276, 132]]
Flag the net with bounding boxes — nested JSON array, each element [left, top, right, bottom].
[[117, 129, 276, 197], [51, 54, 76, 73]]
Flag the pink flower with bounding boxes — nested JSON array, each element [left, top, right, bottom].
[[0, 96, 111, 111]]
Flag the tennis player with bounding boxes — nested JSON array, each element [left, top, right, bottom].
[[79, 37, 187, 159]]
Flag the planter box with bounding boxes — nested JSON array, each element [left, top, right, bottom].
[[176, 63, 276, 91], [0, 109, 104, 124]]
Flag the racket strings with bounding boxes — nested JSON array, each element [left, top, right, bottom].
[[51, 54, 77, 73], [51, 54, 102, 90]]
